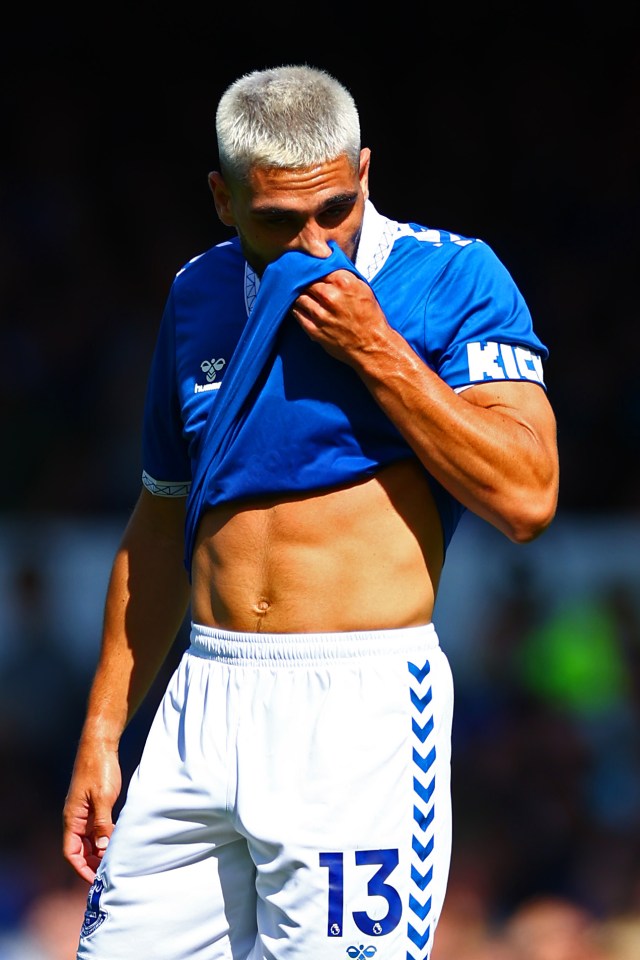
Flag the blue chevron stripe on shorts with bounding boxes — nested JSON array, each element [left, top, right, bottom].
[[407, 657, 435, 960]]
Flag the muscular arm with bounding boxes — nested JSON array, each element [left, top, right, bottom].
[[292, 271, 559, 543], [357, 341, 558, 542], [63, 488, 190, 881]]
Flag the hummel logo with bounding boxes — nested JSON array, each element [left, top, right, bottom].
[[201, 358, 226, 382], [346, 946, 377, 959], [194, 357, 226, 394]]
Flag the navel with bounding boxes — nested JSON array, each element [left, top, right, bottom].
[[251, 596, 272, 632]]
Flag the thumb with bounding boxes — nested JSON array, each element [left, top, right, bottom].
[[92, 813, 115, 857]]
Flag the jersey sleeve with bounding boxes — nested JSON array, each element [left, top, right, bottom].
[[141, 287, 192, 497], [425, 240, 548, 391]]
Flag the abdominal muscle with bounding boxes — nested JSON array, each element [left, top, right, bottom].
[[190, 459, 444, 634]]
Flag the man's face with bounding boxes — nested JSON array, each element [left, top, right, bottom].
[[209, 149, 370, 276]]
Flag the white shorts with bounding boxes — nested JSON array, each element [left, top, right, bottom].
[[77, 622, 454, 960]]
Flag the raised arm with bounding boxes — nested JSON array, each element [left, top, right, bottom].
[[359, 345, 558, 542], [63, 488, 190, 882], [292, 270, 559, 543]]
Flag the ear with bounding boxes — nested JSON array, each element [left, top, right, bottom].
[[208, 171, 235, 226], [358, 148, 371, 201]]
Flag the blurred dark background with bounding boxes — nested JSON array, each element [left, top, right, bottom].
[[1, 7, 639, 958]]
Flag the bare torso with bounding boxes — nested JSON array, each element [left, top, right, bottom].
[[190, 459, 444, 633]]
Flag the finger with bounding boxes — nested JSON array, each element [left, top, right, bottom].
[[91, 815, 114, 855], [94, 833, 111, 858], [63, 832, 97, 884]]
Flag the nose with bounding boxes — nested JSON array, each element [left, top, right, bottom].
[[291, 224, 332, 259]]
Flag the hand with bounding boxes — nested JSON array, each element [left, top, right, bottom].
[[62, 739, 122, 883], [291, 269, 389, 366]]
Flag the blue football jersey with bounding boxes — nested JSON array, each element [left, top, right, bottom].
[[142, 202, 548, 573]]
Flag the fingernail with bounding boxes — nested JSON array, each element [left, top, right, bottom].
[[95, 836, 109, 850]]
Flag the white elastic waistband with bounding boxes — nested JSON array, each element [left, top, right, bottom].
[[188, 621, 439, 664]]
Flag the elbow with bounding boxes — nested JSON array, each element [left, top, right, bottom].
[[509, 512, 555, 544], [504, 446, 560, 543], [506, 485, 558, 544], [485, 429, 560, 544]]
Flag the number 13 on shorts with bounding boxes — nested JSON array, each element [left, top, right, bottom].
[[320, 848, 403, 938]]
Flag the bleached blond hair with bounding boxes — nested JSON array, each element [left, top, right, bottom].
[[216, 64, 361, 181]]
